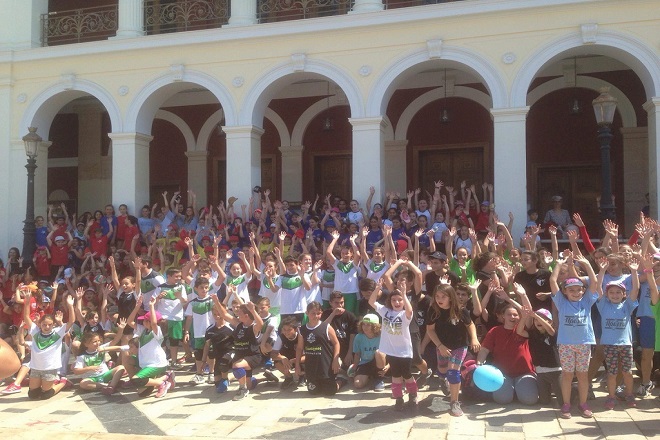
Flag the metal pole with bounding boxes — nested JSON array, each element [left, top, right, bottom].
[[22, 156, 37, 265], [598, 124, 615, 222]]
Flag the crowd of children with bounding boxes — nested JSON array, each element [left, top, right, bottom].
[[1, 184, 659, 420]]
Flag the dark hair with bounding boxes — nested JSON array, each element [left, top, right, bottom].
[[238, 304, 254, 320], [521, 250, 538, 263], [166, 267, 182, 277], [280, 316, 300, 329], [473, 251, 499, 272], [306, 301, 322, 313], [359, 278, 376, 292], [329, 291, 343, 302], [81, 331, 101, 345], [257, 297, 270, 307], [141, 256, 153, 268], [283, 256, 297, 265], [127, 215, 138, 226], [194, 277, 210, 288]]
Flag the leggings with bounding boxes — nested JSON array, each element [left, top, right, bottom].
[[492, 374, 539, 405]]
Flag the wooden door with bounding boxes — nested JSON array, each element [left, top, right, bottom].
[[314, 155, 352, 201], [536, 164, 601, 233], [213, 157, 275, 205], [417, 146, 485, 191]]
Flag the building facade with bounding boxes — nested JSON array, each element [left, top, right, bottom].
[[0, 0, 659, 252]]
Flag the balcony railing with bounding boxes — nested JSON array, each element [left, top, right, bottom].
[[385, 0, 464, 8], [257, 0, 353, 24], [144, 0, 229, 35], [41, 5, 118, 47]]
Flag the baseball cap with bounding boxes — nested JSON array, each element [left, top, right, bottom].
[[55, 235, 66, 241], [383, 219, 393, 227], [563, 277, 583, 288], [429, 251, 448, 261], [536, 308, 552, 321], [526, 221, 537, 228], [362, 314, 379, 324], [551, 195, 563, 202], [605, 281, 626, 291], [137, 310, 162, 322]]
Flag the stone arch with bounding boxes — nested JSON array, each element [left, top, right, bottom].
[[265, 108, 291, 146], [126, 69, 237, 134], [527, 76, 637, 128], [511, 29, 660, 108], [155, 110, 196, 151], [367, 45, 507, 118], [291, 94, 352, 146], [240, 58, 363, 127], [395, 86, 492, 141], [20, 78, 121, 139], [196, 109, 225, 151]]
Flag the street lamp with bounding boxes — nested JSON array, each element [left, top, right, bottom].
[[22, 127, 41, 266], [592, 87, 617, 222]]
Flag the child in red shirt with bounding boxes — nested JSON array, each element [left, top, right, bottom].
[[123, 215, 140, 252], [33, 246, 52, 279], [85, 219, 113, 259], [47, 231, 72, 277]]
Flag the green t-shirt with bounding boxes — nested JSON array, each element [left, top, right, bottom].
[[652, 301, 660, 351], [449, 258, 476, 284]]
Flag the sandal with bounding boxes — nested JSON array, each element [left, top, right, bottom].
[[579, 403, 593, 418]]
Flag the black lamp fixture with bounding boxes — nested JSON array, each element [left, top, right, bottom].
[[441, 68, 450, 123], [322, 81, 334, 131], [592, 87, 618, 222], [22, 127, 41, 265], [569, 57, 581, 115]]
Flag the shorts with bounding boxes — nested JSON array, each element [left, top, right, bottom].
[[167, 320, 183, 342], [88, 370, 114, 384], [558, 344, 591, 373], [192, 337, 206, 350], [386, 355, 413, 379], [603, 345, 634, 375], [133, 366, 167, 379], [436, 346, 468, 371], [30, 369, 59, 382], [355, 358, 378, 377], [233, 354, 263, 369], [638, 316, 656, 349]]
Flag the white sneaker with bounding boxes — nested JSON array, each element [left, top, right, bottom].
[[207, 374, 215, 384], [636, 381, 655, 397], [190, 374, 205, 385]]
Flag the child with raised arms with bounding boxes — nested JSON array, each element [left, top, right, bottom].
[[326, 230, 361, 315], [184, 277, 216, 385], [368, 277, 417, 411]]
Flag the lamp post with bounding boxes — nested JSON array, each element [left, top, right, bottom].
[[592, 88, 617, 222], [22, 127, 41, 266]]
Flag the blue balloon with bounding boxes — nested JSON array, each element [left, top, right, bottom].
[[473, 365, 504, 392]]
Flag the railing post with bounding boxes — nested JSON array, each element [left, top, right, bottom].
[[227, 0, 257, 27], [351, 0, 385, 13], [114, 0, 145, 39]]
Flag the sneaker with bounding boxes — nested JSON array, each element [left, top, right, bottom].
[[560, 403, 572, 419], [263, 370, 279, 383], [297, 376, 306, 387], [216, 379, 229, 393], [626, 394, 637, 408], [417, 368, 432, 388], [207, 374, 215, 384], [394, 397, 404, 411], [408, 393, 418, 407], [615, 385, 626, 401], [167, 371, 176, 390], [138, 386, 155, 397], [264, 359, 274, 370], [579, 403, 593, 418], [604, 396, 616, 410], [439, 377, 450, 396], [100, 386, 116, 396], [232, 387, 249, 401], [373, 379, 385, 392], [636, 382, 655, 398], [281, 376, 295, 390], [450, 401, 463, 417], [155, 380, 171, 398], [1, 384, 21, 395], [190, 374, 205, 385], [203, 365, 210, 374]]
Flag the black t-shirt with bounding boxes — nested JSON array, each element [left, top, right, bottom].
[[527, 329, 560, 368], [426, 307, 472, 350], [275, 328, 300, 360], [321, 309, 358, 358], [425, 270, 460, 296], [205, 323, 234, 358], [513, 269, 552, 310], [416, 295, 432, 339], [477, 271, 502, 331], [116, 291, 137, 320], [232, 322, 260, 358]]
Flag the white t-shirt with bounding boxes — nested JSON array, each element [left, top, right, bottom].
[[154, 283, 187, 321], [333, 260, 359, 294], [304, 269, 322, 304], [225, 273, 251, 304], [375, 303, 412, 358], [29, 323, 68, 371], [365, 259, 389, 284], [184, 296, 214, 338], [276, 273, 307, 314], [74, 343, 110, 379], [259, 273, 281, 308], [134, 325, 168, 368]]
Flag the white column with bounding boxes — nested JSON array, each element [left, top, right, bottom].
[[350, 0, 384, 13], [0, 0, 48, 49], [279, 145, 304, 202], [223, 125, 263, 206], [0, 78, 12, 253], [108, 132, 152, 213], [621, 127, 648, 235], [645, 98, 660, 219], [227, 0, 257, 27], [384, 140, 408, 197], [113, 0, 145, 39], [491, 107, 529, 238], [185, 150, 209, 206], [349, 117, 387, 206]]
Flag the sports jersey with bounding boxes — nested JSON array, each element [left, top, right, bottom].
[[74, 343, 110, 378], [597, 296, 638, 346], [333, 260, 359, 293], [29, 323, 68, 371], [154, 283, 187, 321], [134, 325, 168, 368], [140, 270, 165, 309], [225, 273, 251, 304], [375, 303, 412, 358], [552, 291, 598, 345], [184, 295, 214, 338], [365, 259, 389, 283], [320, 269, 335, 302], [276, 273, 307, 314], [301, 321, 334, 381]]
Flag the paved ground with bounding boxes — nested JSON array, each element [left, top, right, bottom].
[[0, 367, 658, 440]]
